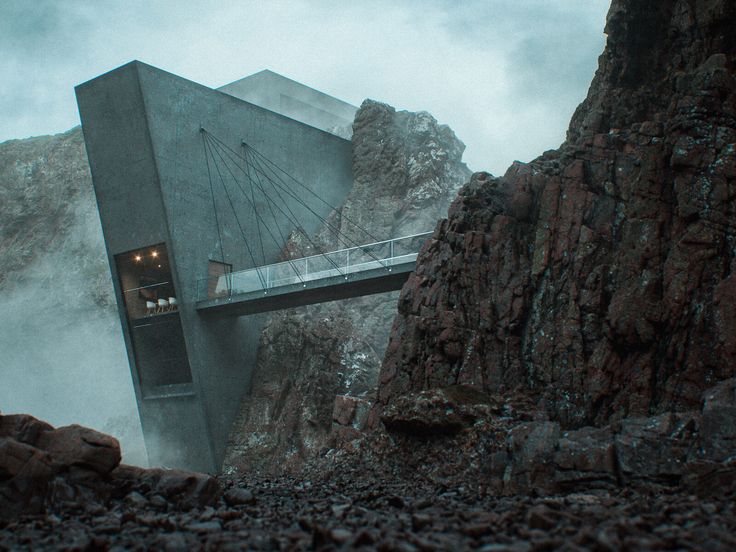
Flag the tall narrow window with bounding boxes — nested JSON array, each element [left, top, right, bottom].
[[114, 244, 192, 389]]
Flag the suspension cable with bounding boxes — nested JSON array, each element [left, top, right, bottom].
[[205, 132, 348, 275], [203, 136, 267, 290], [204, 131, 385, 267], [243, 144, 387, 268], [205, 134, 310, 282], [201, 129, 226, 265], [245, 141, 382, 244]]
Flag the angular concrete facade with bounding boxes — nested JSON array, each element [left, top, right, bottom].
[[75, 61, 353, 472], [218, 70, 357, 135]]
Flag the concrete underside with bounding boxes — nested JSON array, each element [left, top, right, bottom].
[[197, 262, 414, 316]]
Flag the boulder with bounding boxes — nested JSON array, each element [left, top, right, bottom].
[[0, 414, 53, 446], [381, 386, 495, 435], [614, 413, 700, 483], [698, 378, 736, 462], [0, 413, 220, 519], [37, 424, 121, 474], [111, 465, 221, 509]]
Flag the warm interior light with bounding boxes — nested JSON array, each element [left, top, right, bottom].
[[134, 255, 142, 262], [151, 250, 158, 258]]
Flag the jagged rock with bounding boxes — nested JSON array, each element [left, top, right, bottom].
[[614, 413, 699, 483], [332, 395, 371, 429], [379, 0, 736, 432], [0, 413, 220, 519], [0, 438, 57, 518], [471, 379, 735, 495], [553, 426, 618, 489], [698, 378, 736, 462], [36, 425, 121, 474], [381, 386, 495, 435], [223, 487, 256, 506], [223, 101, 470, 473], [111, 465, 221, 509], [0, 414, 53, 446], [503, 422, 561, 493]]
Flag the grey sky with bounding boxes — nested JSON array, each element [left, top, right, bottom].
[[0, 0, 609, 175]]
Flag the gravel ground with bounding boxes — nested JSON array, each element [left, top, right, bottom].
[[2, 471, 735, 551]]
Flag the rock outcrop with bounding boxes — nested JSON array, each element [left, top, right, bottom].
[[380, 0, 736, 427], [223, 101, 470, 473], [0, 413, 219, 520]]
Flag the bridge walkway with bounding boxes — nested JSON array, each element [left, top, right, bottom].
[[196, 232, 430, 316]]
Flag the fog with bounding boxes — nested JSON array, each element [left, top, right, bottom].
[[0, 0, 609, 175], [0, 279, 147, 465], [0, 1, 609, 467], [0, 130, 146, 465]]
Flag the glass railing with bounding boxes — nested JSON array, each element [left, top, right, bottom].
[[197, 231, 432, 301]]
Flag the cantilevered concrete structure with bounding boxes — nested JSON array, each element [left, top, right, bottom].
[[75, 61, 355, 472], [218, 70, 357, 135]]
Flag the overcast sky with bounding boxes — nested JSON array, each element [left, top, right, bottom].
[[0, 0, 609, 175]]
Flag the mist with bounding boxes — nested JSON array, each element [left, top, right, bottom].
[[0, 129, 146, 465], [0, 1, 610, 175], [0, 1, 609, 467]]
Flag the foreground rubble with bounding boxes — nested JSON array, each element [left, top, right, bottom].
[[1, 470, 735, 551], [1, 405, 735, 550]]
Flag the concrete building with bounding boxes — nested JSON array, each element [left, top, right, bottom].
[[218, 70, 357, 136], [75, 61, 355, 472]]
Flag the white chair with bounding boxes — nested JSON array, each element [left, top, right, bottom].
[[157, 298, 169, 313], [145, 301, 156, 316], [168, 297, 178, 311]]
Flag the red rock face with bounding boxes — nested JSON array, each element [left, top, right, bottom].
[[380, 0, 736, 428], [223, 101, 470, 473]]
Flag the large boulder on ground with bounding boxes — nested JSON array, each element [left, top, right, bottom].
[[0, 413, 220, 520], [36, 424, 121, 474]]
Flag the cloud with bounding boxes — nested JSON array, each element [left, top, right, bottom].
[[0, 0, 609, 175]]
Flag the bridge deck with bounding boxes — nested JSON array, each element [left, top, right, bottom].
[[195, 232, 430, 316]]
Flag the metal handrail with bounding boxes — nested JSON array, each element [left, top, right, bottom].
[[197, 231, 432, 301]]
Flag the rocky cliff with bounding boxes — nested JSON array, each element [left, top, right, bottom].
[[380, 0, 736, 426], [223, 101, 470, 472], [365, 0, 736, 495]]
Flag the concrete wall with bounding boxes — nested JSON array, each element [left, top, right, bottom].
[[76, 61, 354, 472], [218, 70, 357, 135]]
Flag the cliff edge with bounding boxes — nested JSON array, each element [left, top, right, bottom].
[[380, 0, 736, 426]]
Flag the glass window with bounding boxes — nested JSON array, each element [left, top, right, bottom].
[[115, 243, 178, 320], [114, 243, 192, 388]]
